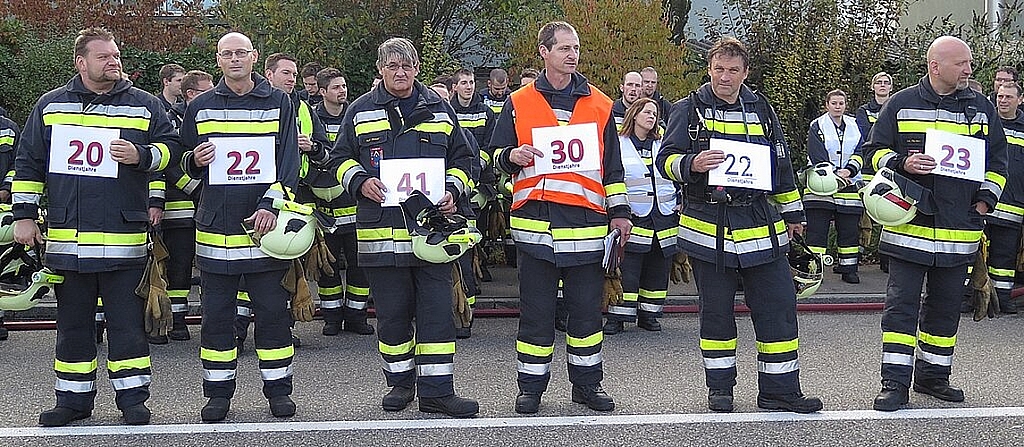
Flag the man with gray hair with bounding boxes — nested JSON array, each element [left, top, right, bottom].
[[333, 37, 478, 418]]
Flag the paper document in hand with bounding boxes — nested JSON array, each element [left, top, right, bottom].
[[602, 228, 623, 273]]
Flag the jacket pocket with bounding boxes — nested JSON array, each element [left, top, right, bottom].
[[121, 210, 149, 223], [194, 208, 216, 227], [46, 207, 67, 225], [419, 132, 448, 158]]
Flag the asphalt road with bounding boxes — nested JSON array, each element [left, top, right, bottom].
[[0, 311, 1022, 446]]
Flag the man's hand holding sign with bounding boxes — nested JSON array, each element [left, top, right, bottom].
[[916, 128, 989, 214]]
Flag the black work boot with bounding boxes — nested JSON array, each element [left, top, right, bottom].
[[0, 318, 7, 341], [841, 272, 861, 284], [95, 322, 105, 344], [873, 380, 909, 411], [999, 298, 1018, 314], [169, 314, 190, 340], [269, 396, 296, 418], [455, 326, 471, 339], [913, 378, 964, 402], [571, 383, 614, 411], [382, 385, 415, 411], [419, 394, 479, 418], [122, 403, 151, 425], [756, 392, 823, 413], [322, 321, 342, 336], [708, 388, 734, 412], [514, 391, 542, 414], [603, 320, 623, 335], [39, 407, 91, 427], [147, 334, 169, 345], [637, 316, 662, 332], [201, 397, 231, 422], [343, 320, 375, 335]]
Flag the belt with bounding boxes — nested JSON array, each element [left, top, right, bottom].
[[686, 189, 763, 207]]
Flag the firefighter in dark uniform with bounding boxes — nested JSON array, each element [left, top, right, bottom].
[[492, 21, 632, 414], [480, 68, 510, 114], [855, 72, 894, 272], [178, 32, 301, 422], [987, 81, 1024, 314], [334, 37, 478, 418], [864, 36, 1007, 412], [611, 71, 643, 131], [604, 97, 678, 334], [13, 27, 180, 426], [656, 36, 823, 414], [0, 113, 19, 341], [804, 89, 864, 284], [313, 67, 375, 336]]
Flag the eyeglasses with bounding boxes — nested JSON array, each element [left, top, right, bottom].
[[995, 77, 1016, 82], [218, 49, 254, 59], [383, 63, 416, 73]]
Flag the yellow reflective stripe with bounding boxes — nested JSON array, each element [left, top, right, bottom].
[[663, 154, 683, 182], [888, 224, 981, 242], [12, 180, 44, 194], [412, 121, 454, 135], [149, 180, 166, 191], [318, 285, 343, 295], [631, 226, 654, 237], [604, 182, 627, 196], [174, 174, 196, 190], [639, 288, 667, 298], [772, 189, 800, 204], [834, 192, 861, 200], [379, 339, 415, 355], [256, 345, 295, 361], [48, 228, 78, 242], [680, 214, 717, 236], [78, 232, 147, 245], [54, 359, 98, 374], [447, 167, 470, 188], [394, 228, 411, 241], [882, 331, 916, 347], [989, 266, 1015, 277], [838, 246, 859, 254], [415, 342, 455, 355], [656, 227, 676, 239], [298, 102, 313, 137], [168, 290, 189, 298], [328, 205, 357, 217], [872, 148, 894, 171], [986, 171, 1006, 189], [201, 347, 237, 362], [732, 220, 785, 242], [918, 331, 956, 348], [459, 118, 486, 128], [43, 113, 149, 131], [703, 119, 765, 136], [516, 340, 554, 357], [236, 291, 250, 301], [996, 202, 1024, 215], [756, 339, 799, 354], [346, 284, 370, 295], [354, 119, 390, 135], [622, 292, 638, 302], [196, 230, 253, 248], [107, 356, 151, 372], [510, 216, 549, 232], [897, 120, 986, 135], [196, 121, 279, 135], [1007, 135, 1024, 147], [165, 201, 194, 210], [357, 227, 392, 240], [566, 331, 602, 348], [700, 338, 737, 351], [551, 225, 606, 240], [0, 136, 13, 146], [152, 142, 171, 171]]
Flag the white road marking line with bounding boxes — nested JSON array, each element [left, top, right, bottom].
[[3, 406, 1024, 437]]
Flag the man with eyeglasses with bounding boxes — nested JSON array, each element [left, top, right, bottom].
[[990, 66, 1018, 107], [178, 32, 301, 422], [856, 71, 894, 273]]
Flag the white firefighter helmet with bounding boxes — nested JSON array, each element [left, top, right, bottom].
[[0, 204, 14, 246], [789, 236, 823, 300], [860, 167, 918, 227], [401, 190, 482, 264], [248, 200, 317, 260], [805, 162, 850, 196]]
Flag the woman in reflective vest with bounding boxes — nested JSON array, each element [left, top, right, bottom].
[[604, 98, 679, 334]]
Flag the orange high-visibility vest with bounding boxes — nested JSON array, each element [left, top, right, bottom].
[[510, 83, 613, 214]]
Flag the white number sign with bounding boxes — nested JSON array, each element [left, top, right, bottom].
[[707, 138, 773, 191], [379, 158, 446, 207], [48, 124, 120, 178], [208, 136, 277, 185], [924, 128, 986, 182], [531, 123, 602, 175]]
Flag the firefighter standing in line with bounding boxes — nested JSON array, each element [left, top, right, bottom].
[[986, 81, 1024, 314], [611, 71, 643, 131], [334, 37, 478, 418], [13, 27, 180, 426], [604, 98, 677, 335], [656, 36, 823, 414], [178, 32, 301, 422], [492, 21, 632, 415], [0, 113, 19, 341], [804, 89, 864, 284], [855, 72, 894, 273], [480, 68, 510, 114], [864, 36, 1007, 412], [313, 67, 375, 336]]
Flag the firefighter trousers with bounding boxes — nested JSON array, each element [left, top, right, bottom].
[[690, 256, 802, 394], [806, 208, 860, 273], [607, 244, 670, 323], [985, 224, 1020, 309], [366, 264, 456, 398], [163, 227, 195, 325], [53, 269, 150, 412], [319, 231, 370, 324], [880, 259, 966, 387]]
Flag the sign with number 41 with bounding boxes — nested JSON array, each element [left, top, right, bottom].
[[923, 128, 985, 182], [379, 158, 446, 207]]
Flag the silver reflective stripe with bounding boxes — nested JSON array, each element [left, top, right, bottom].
[[896, 108, 989, 124], [981, 180, 1003, 198], [552, 239, 603, 254], [779, 200, 803, 214], [880, 232, 978, 255], [517, 361, 550, 376], [627, 234, 653, 247], [319, 299, 343, 309], [171, 303, 188, 313], [261, 365, 294, 381], [839, 258, 858, 266], [196, 108, 280, 121], [638, 302, 663, 313], [110, 374, 152, 390], [702, 108, 763, 124], [990, 208, 1024, 224], [991, 279, 1014, 290], [149, 188, 166, 199], [164, 210, 195, 220], [679, 226, 789, 255], [445, 174, 466, 196], [882, 352, 914, 366], [197, 245, 270, 261], [757, 359, 800, 374], [236, 306, 252, 317], [203, 369, 236, 381], [44, 102, 152, 118], [417, 363, 454, 377], [834, 198, 863, 207], [916, 349, 953, 367], [180, 178, 202, 194], [344, 299, 369, 310], [12, 193, 40, 205], [382, 358, 415, 373], [877, 151, 897, 169], [354, 109, 388, 124], [263, 188, 284, 200], [702, 356, 736, 370], [510, 229, 553, 248], [456, 112, 487, 122], [55, 379, 95, 393], [607, 305, 636, 316], [567, 352, 603, 367], [95, 313, 105, 321]]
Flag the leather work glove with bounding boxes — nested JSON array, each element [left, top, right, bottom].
[[452, 263, 472, 328], [282, 260, 315, 322], [969, 235, 1000, 321], [304, 228, 336, 283], [137, 244, 172, 336], [602, 268, 623, 309], [670, 252, 692, 285]]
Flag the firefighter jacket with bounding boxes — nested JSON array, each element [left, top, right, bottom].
[[334, 81, 474, 267], [804, 113, 864, 213], [311, 102, 356, 234], [656, 83, 804, 269], [480, 89, 508, 115], [12, 75, 180, 272], [153, 102, 202, 231], [292, 92, 331, 208], [986, 111, 1024, 228], [179, 73, 300, 274], [168, 101, 186, 132], [864, 76, 1007, 267], [0, 116, 19, 194], [612, 98, 629, 131], [491, 71, 630, 267], [619, 135, 679, 256], [451, 93, 497, 188], [855, 98, 885, 181]]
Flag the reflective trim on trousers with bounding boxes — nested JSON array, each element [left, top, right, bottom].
[[757, 359, 800, 374], [95, 313, 105, 322], [703, 356, 736, 370], [882, 352, 914, 366], [917, 349, 953, 367], [111, 374, 152, 390], [236, 306, 252, 317], [55, 379, 95, 393], [261, 365, 294, 381], [517, 361, 550, 376], [608, 305, 636, 316], [344, 299, 369, 310], [567, 352, 602, 367], [638, 302, 663, 313], [417, 363, 454, 377], [171, 303, 188, 313], [320, 299, 343, 309], [203, 369, 237, 381], [382, 358, 415, 373]]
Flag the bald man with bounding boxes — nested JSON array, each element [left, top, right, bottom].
[[611, 71, 643, 131], [863, 36, 1007, 411]]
